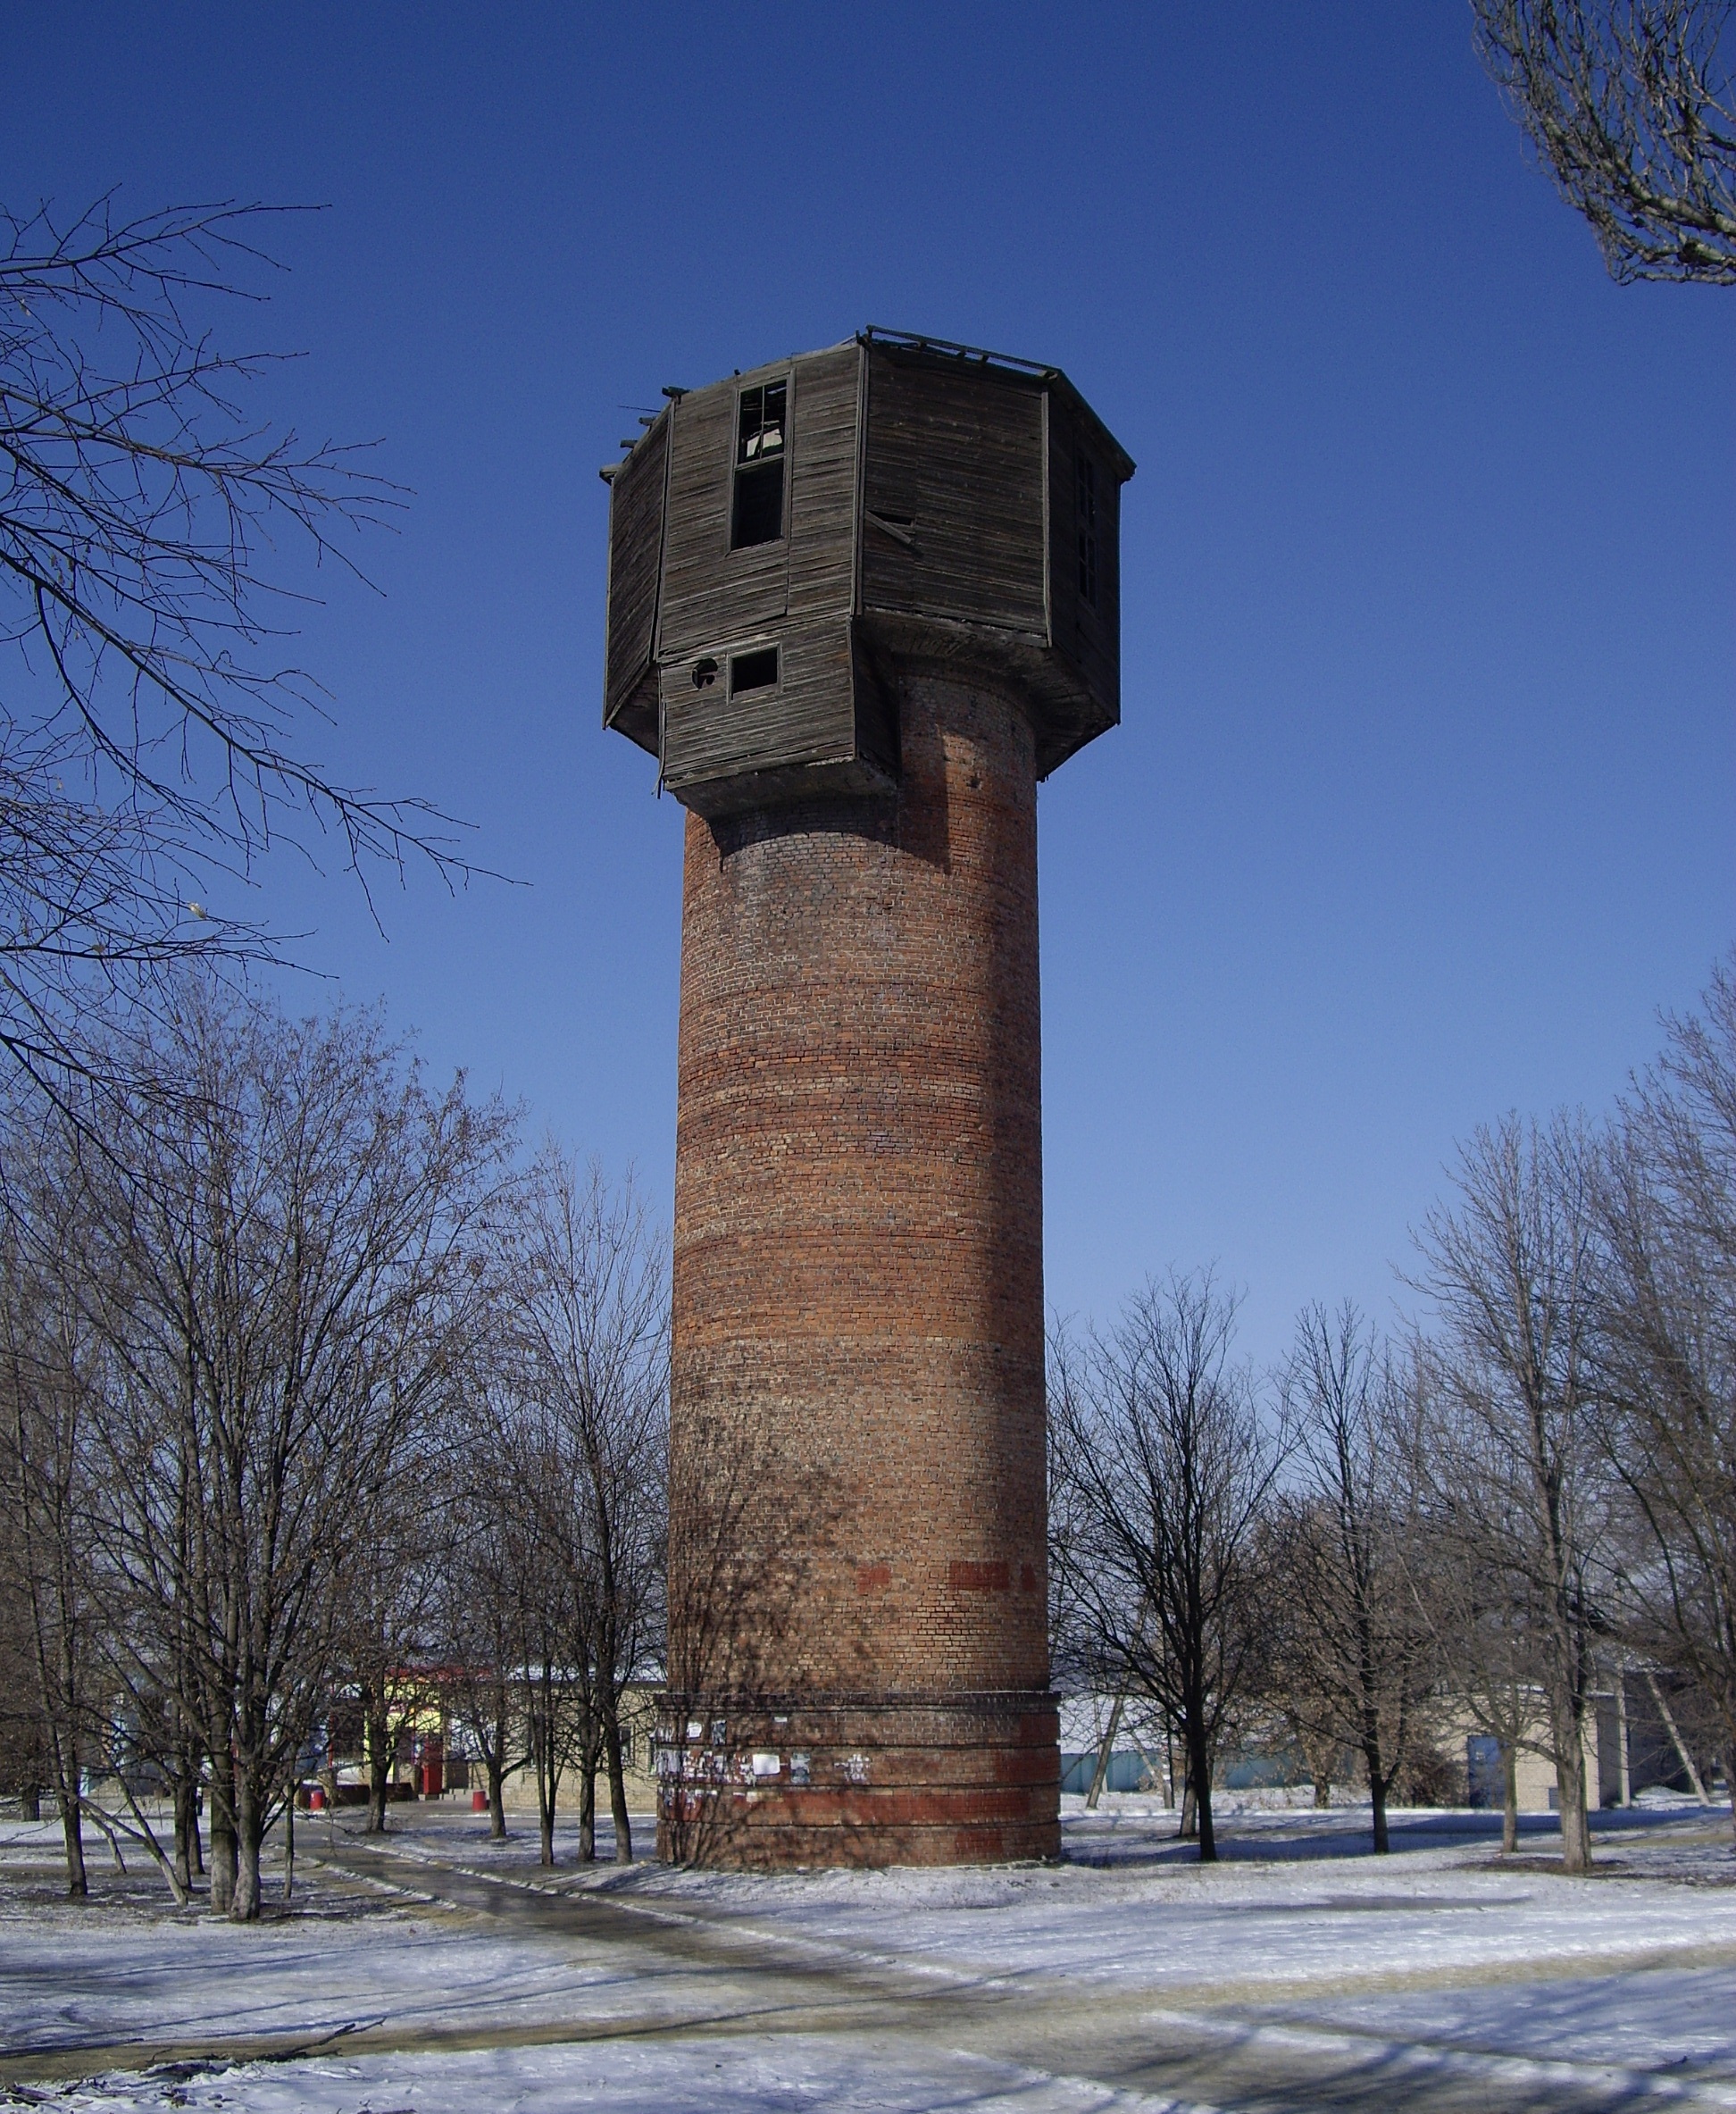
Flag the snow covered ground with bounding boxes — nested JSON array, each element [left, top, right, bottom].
[[2, 1792, 1732, 2110]]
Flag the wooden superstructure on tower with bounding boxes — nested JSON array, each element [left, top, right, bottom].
[[605, 329, 1131, 817]]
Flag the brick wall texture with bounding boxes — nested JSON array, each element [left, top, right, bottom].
[[661, 671, 1060, 1867]]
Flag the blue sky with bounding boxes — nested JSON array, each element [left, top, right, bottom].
[[10, 4, 1731, 1366]]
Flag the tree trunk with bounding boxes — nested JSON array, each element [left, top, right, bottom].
[[364, 1699, 392, 1834], [209, 1798, 238, 1914], [173, 1775, 197, 1892], [21, 1786, 41, 1822], [204, 1713, 237, 1912], [488, 1687, 509, 1839], [1312, 1772, 1331, 1809], [1550, 1695, 1592, 1873], [1368, 1759, 1390, 1855], [604, 1709, 633, 1864], [42, 1636, 87, 1897], [58, 1785, 88, 1899], [1087, 1688, 1128, 1811], [1178, 1771, 1198, 1839], [1188, 1718, 1216, 1863], [1647, 1669, 1710, 1802], [1363, 1716, 1390, 1853], [577, 1725, 597, 1864], [283, 1793, 295, 1907], [533, 1708, 557, 1867], [1501, 1742, 1519, 1855], [231, 1773, 263, 1921]]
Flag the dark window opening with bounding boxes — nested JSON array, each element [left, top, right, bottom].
[[1075, 454, 1098, 608], [731, 380, 788, 548], [730, 646, 780, 695]]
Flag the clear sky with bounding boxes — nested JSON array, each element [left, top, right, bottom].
[[10, 4, 1731, 1366]]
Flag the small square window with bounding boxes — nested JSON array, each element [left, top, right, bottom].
[[731, 380, 788, 548], [1075, 455, 1098, 608], [730, 646, 780, 695]]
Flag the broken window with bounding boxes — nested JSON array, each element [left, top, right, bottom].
[[1075, 454, 1098, 608], [730, 380, 788, 548], [730, 646, 779, 695]]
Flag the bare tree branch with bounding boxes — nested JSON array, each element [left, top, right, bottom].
[[0, 193, 494, 1087], [1473, 0, 1736, 282]]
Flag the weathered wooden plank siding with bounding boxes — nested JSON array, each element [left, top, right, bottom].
[[603, 410, 667, 749], [1044, 397, 1078, 660], [1044, 396, 1120, 736], [660, 616, 857, 792], [659, 365, 789, 660], [655, 346, 863, 797], [788, 343, 862, 622], [1085, 461, 1122, 717], [860, 350, 1047, 637], [769, 616, 858, 770]]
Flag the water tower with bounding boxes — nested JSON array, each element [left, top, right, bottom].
[[603, 329, 1132, 1866]]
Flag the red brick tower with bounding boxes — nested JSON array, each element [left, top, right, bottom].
[[601, 331, 1131, 1867]]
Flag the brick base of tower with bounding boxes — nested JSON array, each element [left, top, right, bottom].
[[663, 671, 1058, 1868], [655, 1695, 1058, 1867]]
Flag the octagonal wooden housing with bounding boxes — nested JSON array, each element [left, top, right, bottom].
[[603, 329, 1135, 817]]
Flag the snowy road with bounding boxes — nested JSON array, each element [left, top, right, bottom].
[[2, 1798, 1732, 2110]]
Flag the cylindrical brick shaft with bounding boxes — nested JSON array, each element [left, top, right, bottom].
[[661, 670, 1058, 1868]]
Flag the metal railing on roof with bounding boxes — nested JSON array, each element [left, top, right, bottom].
[[859, 324, 1056, 380]]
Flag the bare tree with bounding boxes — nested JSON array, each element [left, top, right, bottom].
[[0, 194, 478, 1092], [1473, 1, 1736, 282], [457, 1316, 598, 1871], [494, 1408, 585, 1870], [334, 1443, 454, 1835], [1595, 954, 1736, 1834], [0, 1560, 51, 1819], [0, 1156, 102, 1895], [513, 1152, 667, 1864], [1414, 1113, 1609, 1872], [1269, 1308, 1439, 1853], [1049, 1273, 1284, 1863], [67, 982, 512, 1917], [74, 1345, 209, 1901], [1416, 1359, 1557, 1853], [0, 1134, 186, 1901], [1283, 1703, 1353, 1812], [436, 1415, 530, 1840]]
